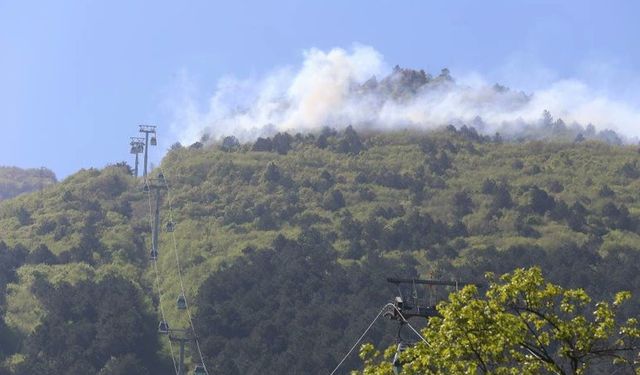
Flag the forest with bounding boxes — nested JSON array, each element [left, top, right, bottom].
[[1, 125, 640, 373]]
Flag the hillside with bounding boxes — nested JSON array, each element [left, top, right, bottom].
[[0, 166, 56, 201], [1, 127, 640, 373]]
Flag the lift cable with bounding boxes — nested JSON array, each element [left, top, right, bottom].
[[328, 302, 431, 375], [388, 304, 429, 346], [144, 178, 179, 375], [159, 165, 210, 375], [328, 303, 394, 375]]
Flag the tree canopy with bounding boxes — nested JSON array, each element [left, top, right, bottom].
[[359, 268, 640, 375]]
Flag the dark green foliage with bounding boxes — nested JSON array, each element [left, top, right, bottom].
[[601, 202, 634, 231], [26, 244, 57, 265], [527, 186, 555, 214], [15, 207, 31, 226], [336, 125, 363, 155], [112, 162, 134, 176], [598, 184, 615, 197], [194, 231, 415, 374], [98, 354, 150, 375], [0, 242, 27, 305], [221, 136, 240, 152], [619, 161, 640, 179], [548, 179, 564, 193], [323, 189, 345, 211], [0, 242, 25, 362], [272, 132, 293, 154], [511, 159, 524, 169], [17, 276, 163, 374], [252, 137, 273, 152], [263, 162, 281, 183], [490, 182, 513, 211], [452, 191, 473, 217]]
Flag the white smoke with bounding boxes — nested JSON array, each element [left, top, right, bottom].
[[169, 45, 640, 144]]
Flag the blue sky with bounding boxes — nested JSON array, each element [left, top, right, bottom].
[[1, 0, 638, 178]]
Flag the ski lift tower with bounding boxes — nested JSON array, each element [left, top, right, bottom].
[[129, 137, 145, 177], [158, 325, 205, 375], [169, 328, 194, 375], [138, 125, 157, 178], [143, 176, 167, 260]]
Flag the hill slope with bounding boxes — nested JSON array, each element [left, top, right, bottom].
[[0, 166, 56, 201], [1, 127, 640, 373]]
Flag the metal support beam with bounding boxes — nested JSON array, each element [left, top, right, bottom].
[[130, 137, 145, 178], [146, 178, 166, 256], [153, 188, 161, 254], [139, 125, 157, 178], [134, 152, 139, 177], [386, 277, 484, 288], [178, 338, 186, 375], [144, 131, 149, 178], [168, 328, 194, 375]]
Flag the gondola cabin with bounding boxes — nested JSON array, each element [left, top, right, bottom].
[[177, 293, 187, 310], [158, 320, 169, 334], [166, 221, 175, 232]]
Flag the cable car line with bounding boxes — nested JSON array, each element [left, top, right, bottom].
[[134, 127, 207, 375], [144, 178, 179, 375], [387, 304, 429, 345], [328, 303, 395, 375], [158, 164, 210, 375]]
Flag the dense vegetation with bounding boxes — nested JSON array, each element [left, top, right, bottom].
[[1, 125, 640, 373], [0, 166, 56, 201], [360, 268, 640, 374]]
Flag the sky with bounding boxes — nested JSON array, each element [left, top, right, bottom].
[[1, 0, 639, 178]]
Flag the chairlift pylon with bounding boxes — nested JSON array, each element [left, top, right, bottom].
[[392, 342, 408, 375]]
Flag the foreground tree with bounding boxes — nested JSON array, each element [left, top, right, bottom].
[[359, 268, 640, 374]]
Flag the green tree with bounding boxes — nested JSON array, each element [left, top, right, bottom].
[[359, 268, 640, 375]]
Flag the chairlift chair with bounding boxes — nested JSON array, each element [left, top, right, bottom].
[[150, 248, 158, 260], [158, 320, 169, 334], [177, 293, 187, 310], [150, 135, 157, 146], [166, 221, 175, 232], [193, 364, 207, 375]]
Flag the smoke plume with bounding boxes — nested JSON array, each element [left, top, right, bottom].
[[170, 45, 640, 144]]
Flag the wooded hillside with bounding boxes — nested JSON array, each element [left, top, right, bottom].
[[0, 167, 56, 201], [0, 127, 639, 373]]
